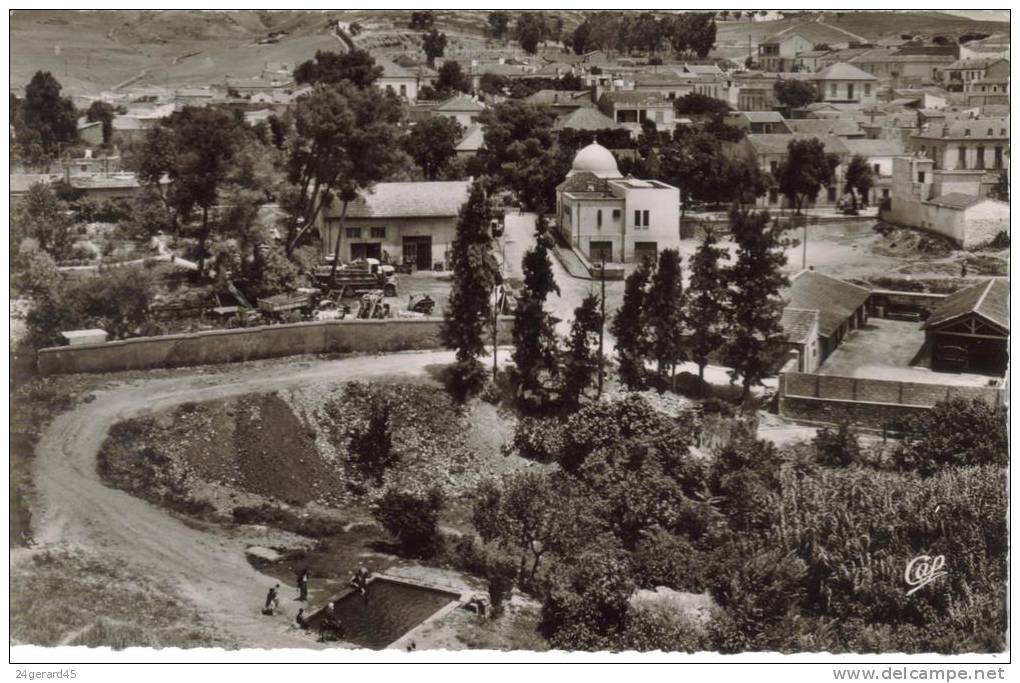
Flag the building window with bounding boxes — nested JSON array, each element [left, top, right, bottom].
[[399, 84, 407, 97], [826, 186, 837, 202], [830, 83, 837, 97], [634, 210, 642, 227], [882, 188, 890, 199], [597, 210, 602, 228], [995, 146, 1003, 168], [864, 83, 871, 96], [612, 209, 621, 219], [988, 128, 994, 136], [918, 171, 926, 183], [958, 146, 967, 170], [346, 228, 361, 238], [642, 210, 649, 227], [976, 146, 985, 169], [873, 163, 881, 174], [769, 188, 778, 204], [847, 83, 855, 100], [964, 128, 971, 137], [371, 227, 386, 239]]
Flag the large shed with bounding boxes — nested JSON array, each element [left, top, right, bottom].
[[922, 279, 1009, 375], [783, 270, 871, 363]]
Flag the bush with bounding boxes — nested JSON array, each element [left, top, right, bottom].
[[372, 486, 444, 557], [812, 422, 861, 467], [485, 554, 518, 617], [632, 529, 711, 593], [894, 399, 1007, 476], [503, 416, 564, 463], [347, 399, 397, 485], [709, 544, 808, 640]]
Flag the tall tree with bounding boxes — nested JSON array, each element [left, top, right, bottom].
[[643, 249, 686, 390], [281, 84, 403, 262], [773, 80, 818, 110], [293, 50, 383, 88], [515, 13, 546, 54], [422, 29, 448, 68], [511, 224, 561, 407], [85, 100, 115, 146], [561, 293, 602, 412], [843, 155, 874, 209], [403, 116, 462, 180], [488, 11, 511, 40], [477, 101, 566, 213], [160, 106, 245, 275], [21, 71, 78, 154], [775, 138, 839, 269], [136, 125, 182, 232], [723, 209, 789, 409], [434, 61, 472, 95], [774, 138, 839, 215], [611, 257, 652, 389], [441, 181, 501, 401], [12, 182, 75, 259], [659, 131, 726, 229], [685, 229, 730, 385]]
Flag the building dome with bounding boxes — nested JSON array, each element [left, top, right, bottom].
[[568, 142, 622, 179]]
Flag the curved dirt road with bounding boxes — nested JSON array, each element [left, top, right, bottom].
[[32, 349, 481, 648]]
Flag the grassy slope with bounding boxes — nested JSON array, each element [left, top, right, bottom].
[[11, 10, 1007, 95]]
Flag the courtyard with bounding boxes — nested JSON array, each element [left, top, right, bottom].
[[816, 318, 1001, 387]]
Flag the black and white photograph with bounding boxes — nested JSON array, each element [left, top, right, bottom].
[[7, 5, 1011, 672]]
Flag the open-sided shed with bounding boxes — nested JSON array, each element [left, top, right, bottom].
[[922, 278, 1009, 375]]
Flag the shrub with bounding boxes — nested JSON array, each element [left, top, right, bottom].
[[812, 422, 861, 467], [503, 416, 564, 463], [632, 529, 711, 593], [709, 544, 808, 640], [485, 554, 518, 617], [372, 486, 444, 557], [894, 399, 1007, 476], [347, 399, 397, 485]]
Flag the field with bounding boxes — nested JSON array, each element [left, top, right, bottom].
[[11, 10, 1006, 96]]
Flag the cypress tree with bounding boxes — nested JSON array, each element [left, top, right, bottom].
[[441, 181, 500, 401]]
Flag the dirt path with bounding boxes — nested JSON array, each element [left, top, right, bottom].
[[31, 349, 489, 649]]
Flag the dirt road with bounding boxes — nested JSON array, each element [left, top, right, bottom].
[[31, 349, 509, 649]]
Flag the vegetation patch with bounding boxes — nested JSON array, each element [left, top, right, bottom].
[[10, 549, 232, 649]]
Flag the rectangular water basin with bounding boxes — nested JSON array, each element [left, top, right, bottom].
[[306, 577, 460, 649]]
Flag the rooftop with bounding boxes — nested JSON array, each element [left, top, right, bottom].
[[344, 181, 471, 219], [554, 107, 623, 131], [785, 118, 863, 137], [814, 62, 879, 81], [746, 133, 851, 156], [784, 270, 871, 338], [923, 278, 1009, 333], [781, 308, 819, 345], [926, 193, 992, 210], [435, 94, 485, 113], [843, 138, 906, 157]]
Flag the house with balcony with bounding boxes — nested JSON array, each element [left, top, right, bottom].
[[597, 91, 676, 138], [757, 32, 814, 72], [813, 63, 879, 106], [942, 58, 1007, 93]]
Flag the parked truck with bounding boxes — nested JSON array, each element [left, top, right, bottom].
[[312, 258, 398, 298], [257, 288, 322, 322]]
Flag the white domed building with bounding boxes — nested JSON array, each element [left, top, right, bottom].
[[555, 142, 680, 265]]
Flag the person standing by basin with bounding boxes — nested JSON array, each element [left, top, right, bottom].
[[263, 584, 280, 615], [297, 569, 309, 602]]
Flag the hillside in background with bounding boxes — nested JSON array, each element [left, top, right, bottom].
[[10, 9, 1008, 96]]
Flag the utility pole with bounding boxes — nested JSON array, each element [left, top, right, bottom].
[[597, 257, 606, 399], [802, 214, 808, 270], [492, 281, 499, 382]]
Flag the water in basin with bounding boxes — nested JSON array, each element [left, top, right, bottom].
[[307, 578, 458, 649]]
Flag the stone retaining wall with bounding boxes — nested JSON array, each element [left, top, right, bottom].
[[37, 317, 515, 375]]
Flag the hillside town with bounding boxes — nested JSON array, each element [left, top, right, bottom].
[[9, 9, 1009, 661]]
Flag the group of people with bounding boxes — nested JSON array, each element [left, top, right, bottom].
[[260, 565, 375, 643]]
